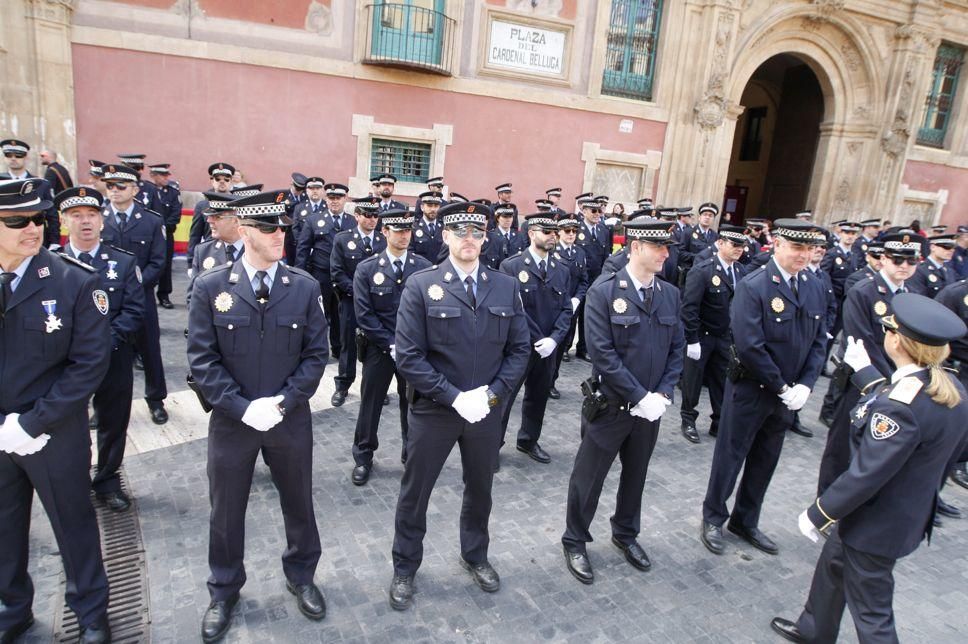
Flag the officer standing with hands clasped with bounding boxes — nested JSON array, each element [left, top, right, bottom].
[[388, 201, 530, 611], [700, 219, 829, 556], [351, 209, 431, 485], [0, 178, 113, 643], [561, 218, 684, 584], [188, 189, 329, 642], [771, 293, 968, 644]]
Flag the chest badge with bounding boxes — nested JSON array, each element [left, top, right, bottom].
[[347, 240, 357, 251], [428, 284, 444, 301], [693, 232, 699, 239], [711, 275, 721, 286], [106, 261, 119, 281], [203, 256, 216, 270], [835, 257, 843, 265], [870, 412, 900, 440], [42, 300, 64, 332], [613, 298, 628, 314], [373, 272, 385, 285], [873, 300, 887, 316], [214, 292, 234, 312], [317, 219, 324, 227], [771, 297, 785, 313], [415, 229, 424, 238], [518, 270, 529, 284], [928, 273, 938, 283], [578, 233, 586, 241], [963, 294, 968, 307]]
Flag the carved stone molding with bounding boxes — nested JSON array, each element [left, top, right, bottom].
[[895, 23, 940, 55], [806, 0, 846, 23], [305, 1, 333, 36], [25, 0, 77, 24]]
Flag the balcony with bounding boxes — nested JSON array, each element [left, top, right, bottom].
[[362, 3, 456, 76]]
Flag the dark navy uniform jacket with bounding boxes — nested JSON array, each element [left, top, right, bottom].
[[378, 199, 408, 213], [330, 229, 387, 297], [679, 226, 718, 269], [482, 228, 527, 271], [555, 244, 589, 301], [576, 220, 611, 278], [154, 183, 182, 228], [951, 246, 968, 280], [409, 218, 444, 264], [937, 280, 968, 364], [0, 172, 59, 247], [500, 251, 573, 345], [850, 235, 874, 259], [394, 259, 530, 405], [187, 262, 328, 421], [907, 258, 952, 299], [136, 179, 159, 212], [681, 256, 746, 344], [603, 246, 679, 286], [820, 244, 857, 300], [809, 265, 838, 335], [730, 260, 828, 393], [807, 367, 968, 558], [585, 268, 684, 404], [65, 244, 144, 350], [294, 208, 354, 272], [99, 203, 166, 289], [840, 272, 900, 376], [191, 239, 242, 279], [354, 251, 432, 352], [0, 248, 110, 437], [187, 198, 214, 259], [695, 240, 757, 267], [844, 265, 876, 294]]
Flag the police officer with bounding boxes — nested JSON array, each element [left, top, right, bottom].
[[561, 218, 684, 584], [678, 202, 720, 274], [375, 174, 407, 212], [294, 182, 353, 361], [499, 214, 573, 464], [700, 220, 829, 556], [99, 164, 170, 424], [908, 233, 956, 298], [551, 216, 589, 396], [351, 210, 432, 485], [1, 139, 59, 248], [116, 153, 160, 213], [679, 224, 748, 443], [187, 193, 243, 307], [148, 163, 183, 309], [188, 162, 235, 259], [938, 278, 968, 489], [951, 225, 968, 279], [771, 294, 968, 644], [851, 218, 880, 258], [820, 221, 861, 344], [410, 191, 444, 263], [388, 201, 530, 611], [545, 187, 565, 217], [330, 197, 387, 406], [0, 178, 113, 643], [482, 204, 525, 270], [493, 183, 518, 230], [58, 186, 145, 513], [188, 189, 329, 642], [843, 240, 884, 293], [574, 196, 610, 360]]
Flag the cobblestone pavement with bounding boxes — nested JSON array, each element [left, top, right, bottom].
[[24, 263, 968, 643]]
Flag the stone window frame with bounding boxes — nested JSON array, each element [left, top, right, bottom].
[[349, 115, 453, 198], [580, 142, 663, 211], [896, 184, 949, 227]]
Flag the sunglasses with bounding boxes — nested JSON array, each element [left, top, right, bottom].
[[359, 212, 379, 219], [212, 176, 232, 182], [105, 182, 132, 191], [4, 152, 26, 159], [0, 213, 46, 229], [244, 222, 287, 234], [886, 254, 919, 266], [450, 227, 486, 240], [559, 228, 578, 234]]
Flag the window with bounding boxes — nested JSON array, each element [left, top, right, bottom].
[[602, 0, 663, 101], [917, 42, 965, 148], [740, 107, 767, 161], [370, 139, 433, 183], [365, 1, 454, 74]]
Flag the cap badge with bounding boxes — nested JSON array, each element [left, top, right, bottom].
[[91, 291, 109, 317], [902, 234, 910, 244], [79, 188, 87, 197], [347, 241, 357, 250], [771, 297, 785, 313], [518, 270, 529, 284], [613, 298, 628, 314], [373, 272, 385, 285], [428, 284, 444, 301], [870, 412, 900, 440], [874, 301, 887, 316], [214, 292, 234, 312], [467, 205, 475, 213], [711, 275, 721, 286]]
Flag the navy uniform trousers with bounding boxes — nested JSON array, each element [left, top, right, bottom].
[[91, 342, 135, 494], [353, 343, 409, 466], [310, 265, 341, 358], [501, 350, 558, 448], [679, 333, 730, 434]]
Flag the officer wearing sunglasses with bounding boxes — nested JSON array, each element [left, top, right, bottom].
[[1, 139, 60, 249], [187, 189, 329, 642], [0, 178, 113, 643], [908, 233, 957, 299]]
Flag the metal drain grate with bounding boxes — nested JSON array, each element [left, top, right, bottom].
[[53, 469, 150, 643]]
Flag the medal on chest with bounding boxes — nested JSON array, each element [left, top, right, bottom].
[[42, 300, 63, 333], [106, 260, 119, 281]]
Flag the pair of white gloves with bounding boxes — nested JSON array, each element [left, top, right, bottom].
[[242, 395, 285, 432], [686, 343, 702, 361], [0, 414, 50, 456], [630, 392, 670, 422], [534, 337, 558, 359], [778, 384, 811, 411], [842, 336, 871, 372], [453, 386, 491, 424]]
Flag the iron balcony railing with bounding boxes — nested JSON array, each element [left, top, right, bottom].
[[362, 3, 456, 76]]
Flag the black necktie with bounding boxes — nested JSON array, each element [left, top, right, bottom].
[[225, 246, 235, 263], [539, 259, 547, 280], [726, 266, 734, 288], [0, 272, 15, 314], [465, 275, 477, 309], [590, 227, 596, 242], [117, 211, 127, 230], [79, 252, 94, 266], [362, 236, 373, 255], [254, 271, 270, 303], [790, 276, 799, 297], [640, 286, 653, 311], [393, 259, 403, 283], [333, 215, 341, 229]]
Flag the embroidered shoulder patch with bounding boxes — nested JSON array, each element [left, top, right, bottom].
[[888, 376, 922, 405], [870, 412, 900, 440]]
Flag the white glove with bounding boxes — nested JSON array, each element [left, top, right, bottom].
[[570, 297, 580, 313], [242, 395, 284, 432], [825, 332, 834, 341], [843, 336, 872, 372], [633, 392, 670, 422], [534, 337, 558, 359], [453, 386, 489, 424], [798, 510, 820, 543], [785, 384, 811, 411], [686, 343, 701, 361], [0, 414, 51, 456], [778, 386, 796, 406], [389, 344, 396, 362]]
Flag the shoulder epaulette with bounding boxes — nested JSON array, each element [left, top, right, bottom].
[[888, 376, 923, 405], [56, 252, 98, 272]]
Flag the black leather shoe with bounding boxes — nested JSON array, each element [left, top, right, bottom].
[[818, 413, 834, 429], [286, 581, 326, 620], [681, 422, 700, 444], [149, 404, 168, 425], [562, 353, 571, 363], [351, 464, 371, 486], [548, 386, 560, 400], [158, 297, 174, 310], [611, 537, 651, 571], [96, 490, 131, 513], [789, 421, 813, 438], [201, 595, 238, 643], [388, 574, 414, 611], [331, 390, 347, 407], [517, 442, 551, 464], [770, 617, 806, 642], [383, 395, 390, 406], [708, 427, 718, 437], [0, 612, 33, 643], [937, 496, 961, 519], [460, 557, 500, 593], [933, 514, 943, 528], [700, 520, 724, 555], [331, 348, 340, 361], [78, 616, 111, 644], [727, 522, 779, 555], [952, 467, 968, 490], [563, 547, 593, 584], [575, 352, 591, 363]]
